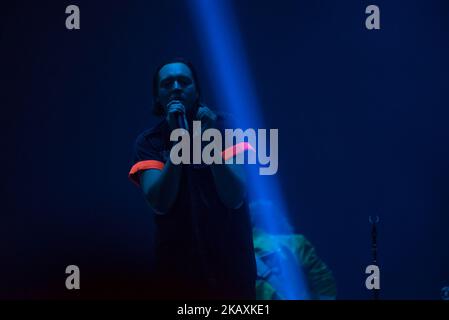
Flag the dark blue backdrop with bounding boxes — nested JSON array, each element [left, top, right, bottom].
[[1, 0, 448, 299]]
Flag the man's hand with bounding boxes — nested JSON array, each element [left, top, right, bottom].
[[196, 105, 218, 131], [166, 100, 188, 131], [196, 106, 247, 209]]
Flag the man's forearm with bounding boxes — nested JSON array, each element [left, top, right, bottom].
[[210, 163, 247, 209], [141, 160, 183, 214]]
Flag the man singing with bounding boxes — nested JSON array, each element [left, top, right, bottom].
[[128, 58, 256, 299]]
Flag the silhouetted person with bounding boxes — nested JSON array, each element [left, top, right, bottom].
[[129, 58, 256, 299], [249, 200, 337, 300]]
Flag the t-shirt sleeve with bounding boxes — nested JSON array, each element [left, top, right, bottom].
[[128, 133, 165, 187]]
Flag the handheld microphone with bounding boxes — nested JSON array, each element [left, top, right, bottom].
[[169, 98, 187, 130], [176, 112, 187, 130], [168, 97, 187, 130]]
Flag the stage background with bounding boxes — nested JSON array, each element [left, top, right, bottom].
[[1, 0, 448, 299]]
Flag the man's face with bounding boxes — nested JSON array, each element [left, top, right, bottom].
[[157, 62, 198, 116]]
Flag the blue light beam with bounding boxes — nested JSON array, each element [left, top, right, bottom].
[[188, 0, 309, 300]]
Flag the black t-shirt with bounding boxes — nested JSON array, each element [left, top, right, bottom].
[[129, 116, 256, 299]]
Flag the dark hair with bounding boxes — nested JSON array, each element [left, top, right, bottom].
[[152, 58, 202, 116]]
